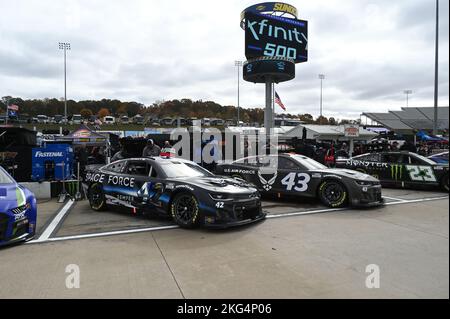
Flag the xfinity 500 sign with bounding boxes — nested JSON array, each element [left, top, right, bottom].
[[245, 11, 308, 63]]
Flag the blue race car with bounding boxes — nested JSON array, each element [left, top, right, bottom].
[[0, 166, 37, 247]]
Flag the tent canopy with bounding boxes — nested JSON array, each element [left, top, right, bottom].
[[363, 107, 449, 132], [416, 130, 448, 142], [61, 125, 107, 145]]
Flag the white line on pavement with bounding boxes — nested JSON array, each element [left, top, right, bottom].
[[32, 199, 75, 243], [383, 196, 408, 202], [267, 207, 346, 219], [27, 225, 179, 244], [384, 196, 449, 206]]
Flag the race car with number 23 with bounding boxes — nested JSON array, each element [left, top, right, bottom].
[[83, 157, 265, 228], [216, 154, 384, 208], [335, 151, 449, 191]]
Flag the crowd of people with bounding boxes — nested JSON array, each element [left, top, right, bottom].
[[111, 139, 174, 162], [77, 136, 448, 174], [292, 138, 448, 167]]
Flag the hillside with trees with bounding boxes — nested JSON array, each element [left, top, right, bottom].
[[0, 96, 360, 125]]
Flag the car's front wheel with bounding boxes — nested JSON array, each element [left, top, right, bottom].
[[318, 180, 349, 208], [171, 193, 200, 228], [89, 183, 107, 211]]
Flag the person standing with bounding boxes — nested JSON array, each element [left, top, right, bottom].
[[142, 139, 161, 157], [111, 145, 127, 162]]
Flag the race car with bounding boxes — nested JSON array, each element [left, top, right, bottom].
[[0, 166, 37, 247], [428, 151, 449, 165], [335, 151, 449, 192], [82, 157, 265, 228], [215, 154, 383, 208]]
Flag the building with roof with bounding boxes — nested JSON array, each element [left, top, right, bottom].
[[283, 124, 377, 142], [363, 107, 449, 134]]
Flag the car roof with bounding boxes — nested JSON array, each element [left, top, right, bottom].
[[123, 157, 192, 164]]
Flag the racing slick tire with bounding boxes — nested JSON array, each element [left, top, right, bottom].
[[441, 174, 449, 192], [88, 183, 107, 211], [170, 192, 200, 228], [318, 180, 349, 208]]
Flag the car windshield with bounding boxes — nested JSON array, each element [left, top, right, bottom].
[[159, 161, 214, 178], [0, 168, 15, 184], [291, 155, 328, 170]]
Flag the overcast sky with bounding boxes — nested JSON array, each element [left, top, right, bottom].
[[0, 0, 448, 119]]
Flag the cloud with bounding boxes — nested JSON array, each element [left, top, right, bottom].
[[0, 0, 448, 119]]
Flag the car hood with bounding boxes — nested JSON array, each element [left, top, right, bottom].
[[313, 168, 379, 182], [0, 184, 29, 211], [175, 176, 257, 194]]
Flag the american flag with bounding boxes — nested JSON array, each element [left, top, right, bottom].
[[274, 92, 286, 111]]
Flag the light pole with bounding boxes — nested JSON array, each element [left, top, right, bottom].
[[433, 0, 439, 135], [59, 42, 71, 122], [404, 90, 413, 107], [318, 74, 325, 118], [2, 96, 12, 125], [235, 60, 243, 126]]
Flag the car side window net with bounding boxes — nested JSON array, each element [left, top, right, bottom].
[[126, 162, 151, 176]]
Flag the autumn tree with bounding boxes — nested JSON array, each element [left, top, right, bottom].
[[97, 108, 110, 118]]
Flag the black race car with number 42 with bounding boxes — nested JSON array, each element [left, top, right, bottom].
[[335, 151, 449, 191], [82, 157, 265, 228], [216, 154, 384, 208]]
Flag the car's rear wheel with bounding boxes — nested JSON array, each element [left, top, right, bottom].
[[441, 174, 449, 192], [171, 193, 200, 228], [89, 183, 106, 211], [319, 180, 349, 208]]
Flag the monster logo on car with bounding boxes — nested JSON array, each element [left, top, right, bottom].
[[390, 164, 403, 180]]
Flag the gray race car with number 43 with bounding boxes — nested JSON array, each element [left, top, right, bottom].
[[216, 154, 384, 208], [82, 157, 265, 228]]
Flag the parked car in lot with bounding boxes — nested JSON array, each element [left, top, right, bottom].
[[160, 117, 174, 126], [36, 114, 49, 123], [71, 114, 83, 125], [83, 157, 265, 228], [216, 154, 384, 208], [53, 114, 66, 124], [0, 166, 37, 247], [132, 115, 145, 125], [210, 118, 225, 126], [103, 116, 116, 125], [119, 115, 129, 124], [335, 151, 449, 191]]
